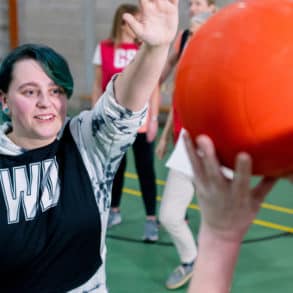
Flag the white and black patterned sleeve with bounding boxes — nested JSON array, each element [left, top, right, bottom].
[[70, 76, 147, 208]]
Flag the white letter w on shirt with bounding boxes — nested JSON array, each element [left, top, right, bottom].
[[0, 157, 60, 224]]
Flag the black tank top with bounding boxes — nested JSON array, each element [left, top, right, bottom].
[[0, 122, 102, 292]]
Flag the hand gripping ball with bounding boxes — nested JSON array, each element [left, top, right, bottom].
[[175, 0, 293, 177]]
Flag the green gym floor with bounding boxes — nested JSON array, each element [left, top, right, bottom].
[[106, 139, 293, 293]]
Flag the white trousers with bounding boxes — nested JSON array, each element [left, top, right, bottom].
[[159, 168, 197, 264]]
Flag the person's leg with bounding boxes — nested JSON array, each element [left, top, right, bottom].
[[133, 133, 158, 241], [108, 154, 127, 227], [159, 168, 197, 289], [133, 133, 157, 216]]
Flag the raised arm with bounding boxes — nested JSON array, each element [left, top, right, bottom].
[[184, 134, 277, 293], [146, 85, 160, 142], [159, 48, 179, 85], [115, 0, 178, 112]]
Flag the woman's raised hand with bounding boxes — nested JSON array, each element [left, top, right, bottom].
[[123, 0, 178, 47]]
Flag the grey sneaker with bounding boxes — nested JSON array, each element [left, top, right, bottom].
[[165, 264, 193, 290], [143, 219, 159, 242], [107, 210, 122, 228]]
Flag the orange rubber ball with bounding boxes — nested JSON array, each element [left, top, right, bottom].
[[175, 0, 293, 177]]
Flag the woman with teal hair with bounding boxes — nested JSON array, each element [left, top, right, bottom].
[[0, 43, 73, 122], [0, 0, 178, 291]]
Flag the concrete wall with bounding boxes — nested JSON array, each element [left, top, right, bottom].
[[0, 0, 235, 110]]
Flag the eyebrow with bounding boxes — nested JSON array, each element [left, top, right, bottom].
[[18, 82, 38, 90], [18, 82, 56, 90]]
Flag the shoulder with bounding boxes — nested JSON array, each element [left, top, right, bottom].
[[117, 42, 139, 50], [100, 39, 114, 48]]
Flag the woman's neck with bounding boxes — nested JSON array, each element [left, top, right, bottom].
[[119, 33, 136, 44], [7, 131, 56, 150]]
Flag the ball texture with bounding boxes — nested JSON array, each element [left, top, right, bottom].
[[175, 0, 293, 176]]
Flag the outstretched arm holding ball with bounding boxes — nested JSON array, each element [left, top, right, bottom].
[[184, 133, 277, 293]]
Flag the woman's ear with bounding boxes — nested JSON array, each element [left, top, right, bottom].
[[0, 91, 9, 112], [0, 90, 5, 105], [0, 91, 11, 121]]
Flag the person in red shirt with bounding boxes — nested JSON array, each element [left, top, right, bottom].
[[91, 4, 140, 102], [92, 3, 160, 242]]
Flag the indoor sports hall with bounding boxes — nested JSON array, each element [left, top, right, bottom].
[[1, 1, 293, 292], [105, 145, 293, 292]]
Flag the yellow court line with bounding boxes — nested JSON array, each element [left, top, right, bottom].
[[261, 203, 293, 214], [122, 187, 293, 234], [253, 219, 293, 233], [125, 172, 165, 186], [125, 172, 293, 215], [123, 188, 141, 197]]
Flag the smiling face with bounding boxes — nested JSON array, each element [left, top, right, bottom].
[[2, 59, 67, 149]]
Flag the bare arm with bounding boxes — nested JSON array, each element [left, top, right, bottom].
[[184, 134, 277, 293], [159, 48, 179, 85], [114, 0, 179, 112], [146, 85, 160, 142], [91, 65, 103, 107], [188, 227, 241, 293], [156, 108, 173, 159]]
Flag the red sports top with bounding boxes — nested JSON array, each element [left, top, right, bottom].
[[98, 40, 139, 91]]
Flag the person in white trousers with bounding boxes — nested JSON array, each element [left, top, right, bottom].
[[159, 130, 198, 289]]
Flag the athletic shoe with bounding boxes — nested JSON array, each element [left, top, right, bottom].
[[165, 264, 193, 290], [143, 219, 159, 242], [107, 210, 122, 228]]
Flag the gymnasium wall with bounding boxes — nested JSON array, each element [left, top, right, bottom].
[[0, 0, 234, 110]]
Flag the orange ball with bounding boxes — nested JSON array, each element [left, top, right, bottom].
[[175, 0, 293, 177]]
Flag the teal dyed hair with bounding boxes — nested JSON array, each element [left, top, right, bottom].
[[0, 43, 74, 97], [0, 43, 74, 122]]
